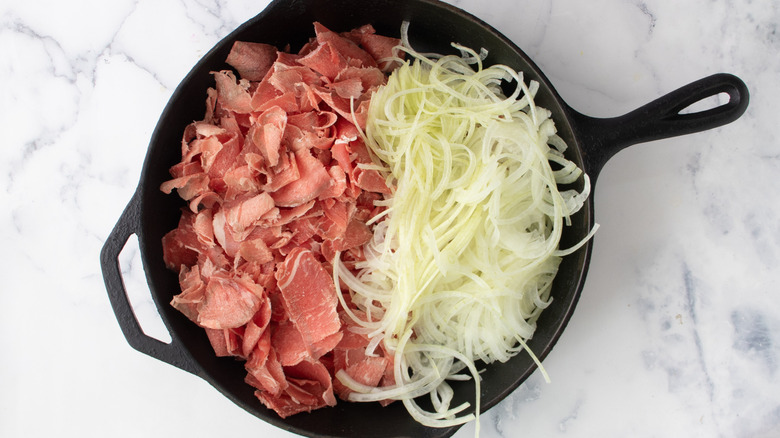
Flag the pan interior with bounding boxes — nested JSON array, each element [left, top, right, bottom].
[[135, 0, 594, 436]]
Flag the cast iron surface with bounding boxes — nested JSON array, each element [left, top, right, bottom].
[[100, 0, 749, 437]]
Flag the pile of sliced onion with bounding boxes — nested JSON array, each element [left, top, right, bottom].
[[335, 22, 595, 433]]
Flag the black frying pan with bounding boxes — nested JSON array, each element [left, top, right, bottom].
[[99, 0, 749, 437]]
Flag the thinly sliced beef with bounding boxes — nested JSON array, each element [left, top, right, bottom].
[[223, 165, 262, 201], [286, 358, 337, 406], [331, 328, 395, 403], [269, 63, 322, 95], [246, 342, 286, 396], [272, 319, 309, 366], [310, 331, 343, 359], [298, 42, 348, 81], [274, 200, 316, 226], [160, 22, 402, 419], [226, 41, 278, 82], [312, 22, 377, 69], [276, 248, 341, 345], [358, 33, 403, 72], [329, 77, 363, 99], [162, 211, 210, 270], [197, 273, 264, 329], [205, 328, 231, 357], [204, 327, 243, 358], [248, 106, 287, 167], [325, 218, 373, 254], [159, 173, 210, 201], [169, 265, 205, 322], [263, 151, 300, 192], [270, 149, 332, 207], [207, 135, 242, 183], [317, 165, 347, 199], [238, 237, 274, 264], [223, 192, 276, 236], [239, 299, 272, 358], [213, 70, 253, 114]]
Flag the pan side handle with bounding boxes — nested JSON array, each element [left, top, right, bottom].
[[100, 192, 199, 375], [566, 73, 749, 180]]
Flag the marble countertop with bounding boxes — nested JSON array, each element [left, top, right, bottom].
[[2, 0, 778, 437]]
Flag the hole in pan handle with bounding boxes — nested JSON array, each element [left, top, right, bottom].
[[100, 192, 199, 375], [567, 73, 750, 181]]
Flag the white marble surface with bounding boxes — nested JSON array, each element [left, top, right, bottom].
[[1, 0, 778, 437]]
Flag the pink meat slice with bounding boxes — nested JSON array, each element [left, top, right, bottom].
[[312, 22, 377, 69], [331, 327, 395, 402], [273, 200, 316, 227], [335, 65, 387, 91], [242, 298, 272, 357], [196, 135, 224, 173], [270, 149, 332, 207], [207, 134, 241, 182], [347, 356, 388, 387], [162, 228, 198, 270], [328, 77, 363, 99], [354, 166, 392, 194], [254, 356, 337, 418], [286, 358, 337, 406], [346, 138, 392, 194], [317, 165, 347, 199], [223, 192, 276, 236], [256, 387, 316, 418], [287, 110, 338, 131], [197, 272, 264, 329], [246, 340, 286, 396], [205, 328, 231, 357], [219, 114, 243, 143], [204, 327, 242, 357], [273, 318, 343, 366], [223, 165, 262, 201], [288, 217, 319, 245], [168, 160, 202, 180], [248, 106, 287, 168], [238, 237, 274, 264], [309, 331, 343, 359], [159, 173, 210, 202], [316, 199, 354, 240], [225, 41, 278, 82], [263, 151, 300, 192], [170, 264, 205, 322], [339, 24, 403, 71], [272, 319, 309, 366], [162, 211, 210, 270], [298, 41, 348, 81], [283, 121, 336, 152], [330, 138, 352, 175], [193, 209, 215, 246], [250, 75, 282, 110], [268, 63, 321, 94], [212, 70, 253, 113], [358, 33, 403, 72], [333, 355, 389, 401], [329, 218, 373, 252], [253, 91, 299, 114], [275, 248, 341, 346], [211, 208, 241, 258]]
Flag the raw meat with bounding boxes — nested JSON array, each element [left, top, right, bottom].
[[160, 22, 401, 418]]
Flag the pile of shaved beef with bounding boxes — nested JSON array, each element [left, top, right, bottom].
[[160, 23, 401, 418]]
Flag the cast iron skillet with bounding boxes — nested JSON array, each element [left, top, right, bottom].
[[100, 0, 749, 436]]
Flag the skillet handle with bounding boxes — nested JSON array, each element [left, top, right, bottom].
[[100, 193, 198, 375], [567, 73, 749, 179]]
